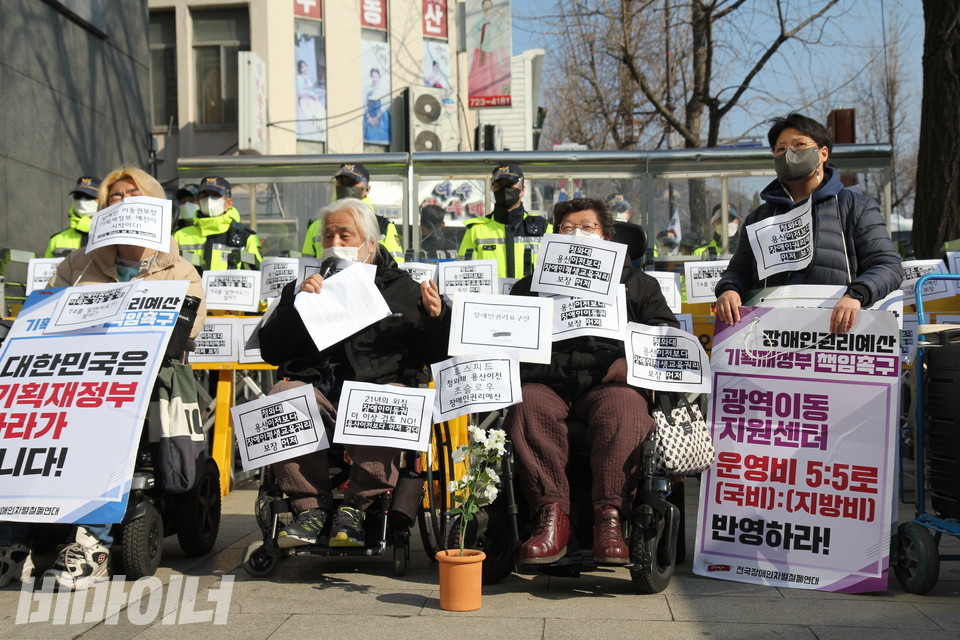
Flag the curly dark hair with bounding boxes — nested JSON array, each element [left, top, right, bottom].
[[552, 197, 613, 238]]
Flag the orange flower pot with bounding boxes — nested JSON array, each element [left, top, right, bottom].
[[436, 549, 485, 611]]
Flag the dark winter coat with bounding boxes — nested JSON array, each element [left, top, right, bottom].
[[258, 246, 450, 401], [715, 165, 904, 307], [510, 262, 679, 400]]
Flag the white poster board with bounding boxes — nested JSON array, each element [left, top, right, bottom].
[[448, 293, 553, 364], [695, 306, 899, 593], [624, 323, 711, 394], [398, 262, 437, 284], [438, 260, 498, 295], [333, 382, 435, 451], [43, 282, 135, 333], [430, 353, 522, 422], [203, 270, 262, 313], [191, 318, 240, 363], [684, 260, 730, 304], [237, 317, 265, 364], [744, 198, 813, 280], [231, 384, 329, 470], [530, 234, 626, 303], [26, 258, 63, 295], [647, 270, 682, 313], [0, 281, 185, 524], [901, 259, 951, 304], [87, 196, 172, 253], [260, 257, 299, 299], [550, 285, 628, 342]]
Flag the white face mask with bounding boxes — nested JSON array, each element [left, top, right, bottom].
[[322, 245, 363, 263], [199, 196, 225, 217], [180, 202, 200, 221], [569, 228, 603, 240], [74, 198, 98, 215]]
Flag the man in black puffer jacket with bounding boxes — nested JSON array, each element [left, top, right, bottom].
[[505, 197, 678, 567], [258, 199, 450, 550], [715, 113, 903, 334]]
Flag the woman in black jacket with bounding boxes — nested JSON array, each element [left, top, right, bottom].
[[505, 198, 678, 566], [715, 113, 904, 333], [258, 199, 449, 549]]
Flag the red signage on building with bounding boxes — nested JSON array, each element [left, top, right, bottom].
[[294, 0, 322, 20], [360, 0, 387, 29], [423, 0, 447, 39]]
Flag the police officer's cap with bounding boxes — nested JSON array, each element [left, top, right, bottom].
[[491, 164, 523, 185], [199, 176, 231, 197], [176, 184, 200, 201], [607, 193, 631, 213], [71, 176, 101, 199], [335, 163, 370, 185]]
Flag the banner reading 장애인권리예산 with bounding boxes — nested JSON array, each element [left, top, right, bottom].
[[694, 306, 899, 593]]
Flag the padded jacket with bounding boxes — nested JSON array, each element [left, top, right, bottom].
[[510, 262, 679, 400], [258, 246, 450, 401], [48, 237, 207, 339], [715, 166, 904, 307]]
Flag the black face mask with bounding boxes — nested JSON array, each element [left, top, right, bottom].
[[336, 185, 365, 200], [493, 186, 521, 209]]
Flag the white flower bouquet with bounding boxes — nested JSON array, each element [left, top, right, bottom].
[[447, 425, 506, 556]]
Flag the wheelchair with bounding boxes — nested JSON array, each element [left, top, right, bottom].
[[448, 404, 685, 594], [241, 444, 438, 578]]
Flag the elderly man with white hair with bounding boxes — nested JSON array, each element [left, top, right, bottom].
[[258, 199, 448, 548]]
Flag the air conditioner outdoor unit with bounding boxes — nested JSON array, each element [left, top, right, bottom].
[[407, 86, 459, 152]]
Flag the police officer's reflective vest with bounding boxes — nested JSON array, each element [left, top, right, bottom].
[[457, 208, 552, 279], [45, 205, 91, 258], [300, 197, 404, 262], [173, 207, 262, 271]]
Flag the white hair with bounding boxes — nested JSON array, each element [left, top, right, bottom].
[[316, 198, 381, 249]]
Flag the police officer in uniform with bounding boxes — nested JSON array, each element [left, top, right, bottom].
[[173, 176, 262, 271], [45, 176, 101, 257], [457, 164, 551, 279], [301, 163, 404, 262]]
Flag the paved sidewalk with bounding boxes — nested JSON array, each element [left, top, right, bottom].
[[1, 477, 957, 639]]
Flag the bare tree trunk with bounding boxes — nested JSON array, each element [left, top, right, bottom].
[[914, 1, 960, 257]]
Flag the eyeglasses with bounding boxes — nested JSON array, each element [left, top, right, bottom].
[[558, 221, 600, 234], [772, 139, 818, 157]]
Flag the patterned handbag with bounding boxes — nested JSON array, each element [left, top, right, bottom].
[[650, 393, 715, 475]]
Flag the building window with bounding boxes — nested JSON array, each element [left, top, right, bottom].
[[192, 8, 249, 126], [149, 11, 177, 130]]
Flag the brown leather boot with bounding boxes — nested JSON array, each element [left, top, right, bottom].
[[519, 503, 570, 564], [593, 505, 628, 564]]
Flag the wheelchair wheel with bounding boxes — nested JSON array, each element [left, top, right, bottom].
[[120, 501, 163, 579], [629, 510, 675, 594], [176, 459, 222, 556], [894, 522, 940, 594], [242, 540, 279, 578], [393, 529, 410, 577], [420, 422, 455, 557]]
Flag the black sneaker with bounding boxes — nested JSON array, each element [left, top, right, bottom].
[[277, 508, 329, 548], [328, 505, 365, 547]]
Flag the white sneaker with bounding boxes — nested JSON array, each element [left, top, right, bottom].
[[43, 527, 110, 591], [0, 543, 34, 588]]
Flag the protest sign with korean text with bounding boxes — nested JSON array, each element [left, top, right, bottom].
[[745, 198, 813, 280], [231, 384, 329, 470], [86, 196, 172, 254], [694, 306, 899, 593], [203, 270, 262, 312], [0, 281, 186, 524], [191, 318, 240, 363], [551, 285, 627, 342], [647, 271, 682, 313], [684, 260, 730, 304], [531, 234, 626, 303], [43, 282, 135, 334], [624, 323, 711, 394], [398, 261, 438, 284], [448, 293, 553, 364], [430, 352, 522, 422], [26, 258, 63, 295], [334, 382, 435, 451], [438, 260, 498, 295], [260, 257, 298, 299], [901, 259, 950, 304], [500, 277, 518, 295]]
